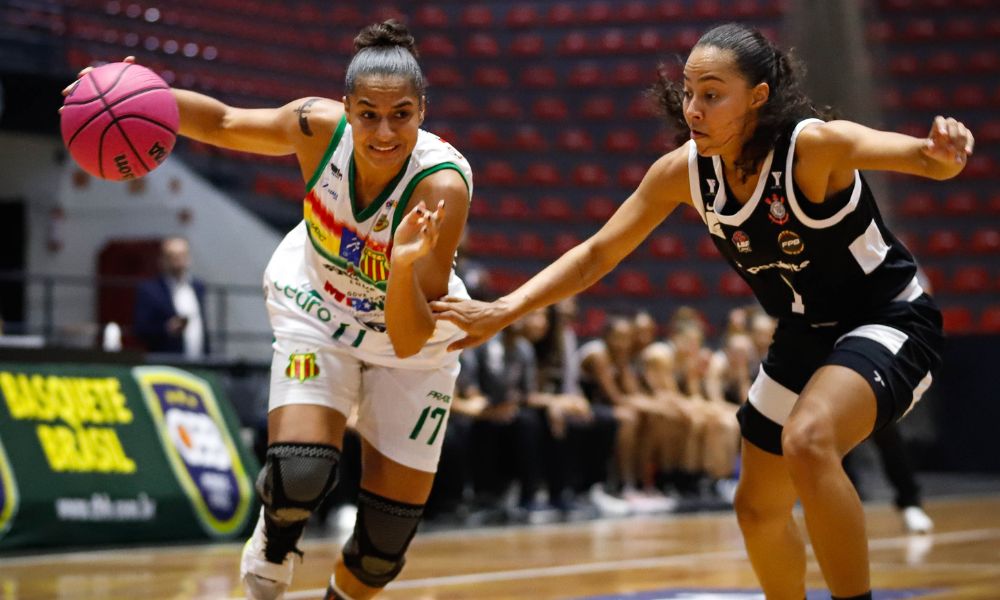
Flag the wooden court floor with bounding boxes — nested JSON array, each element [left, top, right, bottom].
[[1, 495, 999, 599]]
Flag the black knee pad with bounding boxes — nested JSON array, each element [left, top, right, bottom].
[[256, 442, 340, 524], [342, 489, 424, 588]]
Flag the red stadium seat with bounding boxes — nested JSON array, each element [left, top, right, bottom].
[[474, 66, 510, 87], [648, 130, 675, 153], [669, 27, 702, 52], [969, 229, 1000, 254], [980, 305, 1000, 333], [951, 266, 991, 294], [635, 29, 663, 53], [618, 163, 647, 188], [487, 96, 523, 120], [908, 86, 947, 110], [617, 269, 654, 296], [521, 65, 558, 88], [577, 307, 607, 338], [515, 232, 548, 257], [940, 306, 973, 334], [511, 125, 547, 151], [558, 128, 596, 152], [595, 29, 628, 54], [693, 0, 723, 19], [925, 51, 962, 75], [901, 18, 936, 42], [538, 196, 574, 221], [963, 155, 994, 178], [437, 96, 474, 118], [719, 271, 753, 297], [548, 2, 578, 26], [612, 62, 647, 88], [553, 232, 583, 255], [941, 192, 978, 216], [734, 0, 766, 18], [467, 125, 501, 150], [953, 85, 988, 108], [697, 236, 720, 259], [979, 119, 1000, 143], [481, 161, 518, 186], [895, 231, 921, 254], [413, 6, 449, 29], [526, 163, 562, 186], [568, 63, 604, 87], [921, 266, 947, 294], [575, 165, 611, 188], [558, 31, 590, 55], [583, 1, 613, 24], [466, 33, 500, 58], [426, 66, 463, 89], [621, 1, 650, 22], [506, 4, 539, 28], [648, 233, 687, 259], [990, 193, 1000, 214], [666, 271, 707, 298], [627, 95, 657, 120], [898, 192, 936, 218], [656, 1, 685, 20], [584, 195, 617, 220], [533, 97, 570, 120], [421, 35, 457, 58], [605, 129, 641, 153], [866, 21, 893, 43], [461, 5, 494, 27], [969, 49, 999, 73], [469, 196, 491, 219], [581, 96, 615, 120], [941, 17, 978, 39], [510, 33, 545, 57], [925, 230, 962, 256]]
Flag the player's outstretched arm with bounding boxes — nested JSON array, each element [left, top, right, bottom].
[[432, 146, 692, 351], [172, 90, 342, 158], [795, 116, 975, 187]]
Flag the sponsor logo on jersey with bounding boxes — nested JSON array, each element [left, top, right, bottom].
[[770, 170, 783, 188], [766, 193, 789, 225], [778, 230, 805, 255], [132, 367, 253, 538], [0, 438, 19, 541], [705, 179, 719, 196], [704, 208, 725, 238], [426, 390, 452, 403], [322, 279, 384, 313], [732, 230, 752, 253], [372, 213, 389, 232], [274, 282, 333, 322], [286, 353, 321, 382], [330, 164, 343, 179], [744, 259, 811, 274]]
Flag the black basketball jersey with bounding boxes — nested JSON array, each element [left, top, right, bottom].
[[688, 118, 921, 326]]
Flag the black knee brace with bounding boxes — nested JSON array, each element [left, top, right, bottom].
[[342, 489, 424, 588], [256, 442, 341, 524]]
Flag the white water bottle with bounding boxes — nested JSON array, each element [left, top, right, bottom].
[[102, 321, 122, 352]]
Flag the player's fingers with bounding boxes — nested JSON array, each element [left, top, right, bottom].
[[429, 297, 461, 310], [963, 127, 975, 155], [447, 335, 481, 352], [432, 309, 467, 327], [123, 56, 135, 63]]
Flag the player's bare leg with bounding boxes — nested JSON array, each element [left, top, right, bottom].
[[783, 365, 877, 598]]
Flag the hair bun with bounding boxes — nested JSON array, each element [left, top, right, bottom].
[[353, 19, 419, 58]]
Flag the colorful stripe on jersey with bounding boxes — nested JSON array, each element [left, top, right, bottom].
[[304, 190, 392, 290]]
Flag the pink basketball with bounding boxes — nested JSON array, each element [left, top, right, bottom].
[[61, 62, 179, 181]]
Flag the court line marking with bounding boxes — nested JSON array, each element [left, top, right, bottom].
[[271, 527, 1000, 599]]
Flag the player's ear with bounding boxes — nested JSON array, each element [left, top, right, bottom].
[[750, 82, 769, 109], [418, 95, 426, 125]]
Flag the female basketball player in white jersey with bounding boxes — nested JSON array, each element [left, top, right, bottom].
[[432, 23, 972, 600], [145, 20, 470, 600]]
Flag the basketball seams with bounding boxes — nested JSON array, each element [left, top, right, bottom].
[[66, 85, 172, 149]]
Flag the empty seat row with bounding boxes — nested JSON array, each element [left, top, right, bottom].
[[897, 191, 1000, 218]]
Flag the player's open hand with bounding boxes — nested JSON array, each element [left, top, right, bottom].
[[921, 116, 974, 174], [391, 200, 443, 269], [60, 56, 135, 103], [430, 296, 516, 351]]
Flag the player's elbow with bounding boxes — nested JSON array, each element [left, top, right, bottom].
[[388, 326, 432, 359]]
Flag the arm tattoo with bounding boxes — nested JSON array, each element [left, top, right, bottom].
[[294, 98, 320, 136]]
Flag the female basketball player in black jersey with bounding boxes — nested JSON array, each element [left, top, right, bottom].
[[433, 23, 973, 600]]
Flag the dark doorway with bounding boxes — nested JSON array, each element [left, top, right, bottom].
[[0, 201, 25, 332]]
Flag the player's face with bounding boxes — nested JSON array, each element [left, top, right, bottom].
[[633, 313, 657, 349], [682, 46, 769, 158], [345, 75, 425, 173], [521, 309, 550, 343], [605, 319, 635, 359]]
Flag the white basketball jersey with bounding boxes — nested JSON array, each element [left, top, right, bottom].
[[299, 115, 473, 362]]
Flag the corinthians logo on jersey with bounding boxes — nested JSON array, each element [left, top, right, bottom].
[[765, 193, 789, 225]]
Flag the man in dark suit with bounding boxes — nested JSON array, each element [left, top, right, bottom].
[[133, 236, 210, 357]]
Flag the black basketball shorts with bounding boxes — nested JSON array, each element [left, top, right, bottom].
[[736, 293, 944, 455]]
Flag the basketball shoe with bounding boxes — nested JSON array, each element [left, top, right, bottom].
[[241, 508, 304, 600]]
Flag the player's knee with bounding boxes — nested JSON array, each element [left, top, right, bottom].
[[781, 413, 836, 472], [733, 484, 785, 529], [256, 442, 341, 524], [342, 489, 424, 588]]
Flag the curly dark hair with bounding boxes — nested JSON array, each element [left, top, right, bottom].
[[346, 20, 425, 95], [650, 23, 833, 181]]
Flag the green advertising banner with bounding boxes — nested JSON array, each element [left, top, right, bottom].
[[0, 363, 259, 551]]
